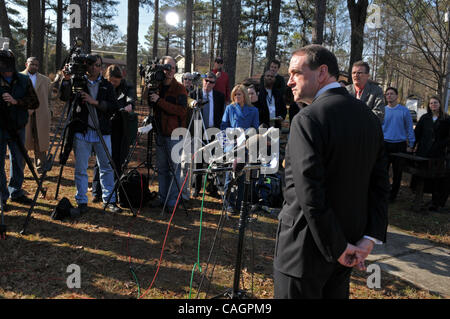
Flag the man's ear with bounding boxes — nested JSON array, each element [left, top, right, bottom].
[[319, 65, 329, 82]]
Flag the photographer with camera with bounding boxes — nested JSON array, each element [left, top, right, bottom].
[[59, 54, 121, 214], [148, 56, 188, 213], [0, 49, 39, 210], [91, 64, 137, 202]]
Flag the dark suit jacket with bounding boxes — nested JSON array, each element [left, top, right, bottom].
[[203, 89, 225, 129], [187, 89, 225, 134], [257, 87, 286, 128], [274, 87, 389, 278]]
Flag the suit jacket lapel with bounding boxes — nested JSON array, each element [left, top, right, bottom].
[[360, 83, 370, 102]]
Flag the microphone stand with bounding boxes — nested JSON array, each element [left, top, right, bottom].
[[199, 163, 262, 299]]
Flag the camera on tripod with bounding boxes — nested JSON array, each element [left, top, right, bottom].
[[189, 72, 209, 108], [140, 57, 171, 94], [62, 38, 96, 92]]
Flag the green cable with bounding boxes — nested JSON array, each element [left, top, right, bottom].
[[188, 166, 210, 299], [130, 268, 140, 299]]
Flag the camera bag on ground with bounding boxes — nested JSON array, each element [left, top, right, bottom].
[[255, 173, 283, 208], [118, 169, 155, 208], [51, 197, 74, 220]]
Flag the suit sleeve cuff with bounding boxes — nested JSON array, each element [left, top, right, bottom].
[[364, 235, 383, 245]]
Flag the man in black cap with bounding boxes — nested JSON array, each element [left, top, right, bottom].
[[0, 49, 39, 210]]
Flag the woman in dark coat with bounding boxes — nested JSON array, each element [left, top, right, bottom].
[[92, 65, 137, 202], [413, 96, 450, 212]]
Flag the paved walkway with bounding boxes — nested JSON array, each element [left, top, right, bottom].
[[367, 226, 450, 297]]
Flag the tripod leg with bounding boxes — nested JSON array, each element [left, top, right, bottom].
[[0, 198, 6, 240], [54, 164, 65, 200], [21, 100, 74, 233], [20, 170, 48, 235]]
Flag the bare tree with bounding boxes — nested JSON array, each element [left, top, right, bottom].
[[384, 0, 449, 101]]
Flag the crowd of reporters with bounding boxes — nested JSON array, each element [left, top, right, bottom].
[[1, 45, 449, 216]]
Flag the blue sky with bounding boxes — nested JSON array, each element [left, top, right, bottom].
[[8, 1, 154, 49], [108, 1, 154, 48]]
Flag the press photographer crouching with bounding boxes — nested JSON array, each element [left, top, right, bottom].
[[148, 56, 188, 213], [0, 49, 39, 211], [91, 64, 137, 202], [59, 54, 122, 214]]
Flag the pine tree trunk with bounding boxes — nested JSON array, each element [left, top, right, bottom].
[[70, 0, 89, 53], [55, 0, 63, 71], [0, 0, 16, 52], [312, 0, 327, 44], [185, 0, 193, 73], [347, 0, 368, 81], [222, 0, 241, 88], [266, 0, 281, 63], [29, 0, 42, 61], [152, 0, 159, 59], [127, 0, 139, 89]]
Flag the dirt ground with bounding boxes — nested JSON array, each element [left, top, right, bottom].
[[0, 100, 445, 299]]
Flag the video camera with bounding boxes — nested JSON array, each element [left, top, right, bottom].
[[140, 57, 172, 93], [62, 38, 97, 92]]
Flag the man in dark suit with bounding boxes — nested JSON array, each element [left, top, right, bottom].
[[192, 72, 225, 197], [274, 45, 390, 299], [258, 70, 286, 129]]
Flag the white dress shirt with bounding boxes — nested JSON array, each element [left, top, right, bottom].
[[28, 72, 37, 88]]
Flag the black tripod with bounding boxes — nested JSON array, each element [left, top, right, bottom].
[[20, 99, 74, 234], [53, 90, 137, 215]]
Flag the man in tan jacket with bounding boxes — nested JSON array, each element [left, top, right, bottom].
[[21, 57, 52, 174]]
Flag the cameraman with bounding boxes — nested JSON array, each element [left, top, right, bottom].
[[91, 64, 136, 202], [60, 55, 121, 214], [148, 56, 188, 212], [0, 49, 39, 209]]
